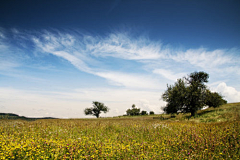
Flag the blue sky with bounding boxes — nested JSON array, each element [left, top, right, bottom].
[[0, 0, 240, 118]]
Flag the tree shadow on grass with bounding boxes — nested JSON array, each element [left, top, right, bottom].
[[197, 110, 215, 116]]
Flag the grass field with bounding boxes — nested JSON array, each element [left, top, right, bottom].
[[0, 103, 240, 159]]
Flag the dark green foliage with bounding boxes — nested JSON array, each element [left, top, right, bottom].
[[162, 79, 187, 114], [84, 101, 109, 118], [149, 111, 154, 115], [205, 90, 227, 108], [126, 104, 140, 116], [184, 72, 209, 116], [141, 110, 148, 115], [132, 104, 136, 108], [162, 71, 226, 117]]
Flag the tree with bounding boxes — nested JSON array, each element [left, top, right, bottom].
[[141, 110, 148, 115], [162, 71, 226, 117], [149, 111, 155, 115], [205, 90, 227, 108], [162, 78, 187, 115], [132, 104, 136, 108], [126, 104, 140, 116], [84, 101, 109, 118], [184, 71, 209, 116]]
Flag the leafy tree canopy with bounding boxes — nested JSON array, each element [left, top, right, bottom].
[[149, 111, 155, 115], [126, 104, 140, 116], [84, 101, 109, 118], [162, 71, 227, 117], [141, 110, 148, 115], [205, 90, 227, 108]]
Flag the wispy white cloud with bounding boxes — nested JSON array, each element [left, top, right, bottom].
[[0, 71, 47, 83], [95, 71, 160, 89], [30, 30, 239, 69], [32, 33, 94, 73], [88, 32, 167, 60], [0, 31, 24, 70], [0, 27, 6, 39], [52, 51, 93, 73], [32, 31, 163, 89], [0, 61, 19, 70], [153, 68, 186, 82], [29, 30, 240, 91], [171, 48, 235, 69]]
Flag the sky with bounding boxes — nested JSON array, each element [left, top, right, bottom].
[[0, 0, 240, 118]]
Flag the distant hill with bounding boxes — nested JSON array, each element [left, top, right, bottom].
[[0, 113, 57, 121]]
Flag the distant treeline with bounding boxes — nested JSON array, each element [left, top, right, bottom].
[[0, 113, 57, 121]]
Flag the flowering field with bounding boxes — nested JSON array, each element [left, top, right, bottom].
[[0, 117, 239, 160]]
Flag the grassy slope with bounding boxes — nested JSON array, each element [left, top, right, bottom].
[[117, 102, 240, 123], [191, 102, 240, 123]]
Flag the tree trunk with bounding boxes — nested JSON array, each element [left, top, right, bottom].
[[191, 110, 196, 117]]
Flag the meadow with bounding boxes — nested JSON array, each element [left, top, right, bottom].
[[0, 103, 240, 159]]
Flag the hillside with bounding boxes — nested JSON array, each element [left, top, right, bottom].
[[191, 102, 240, 122], [161, 102, 240, 123], [117, 102, 240, 123], [0, 113, 57, 121]]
